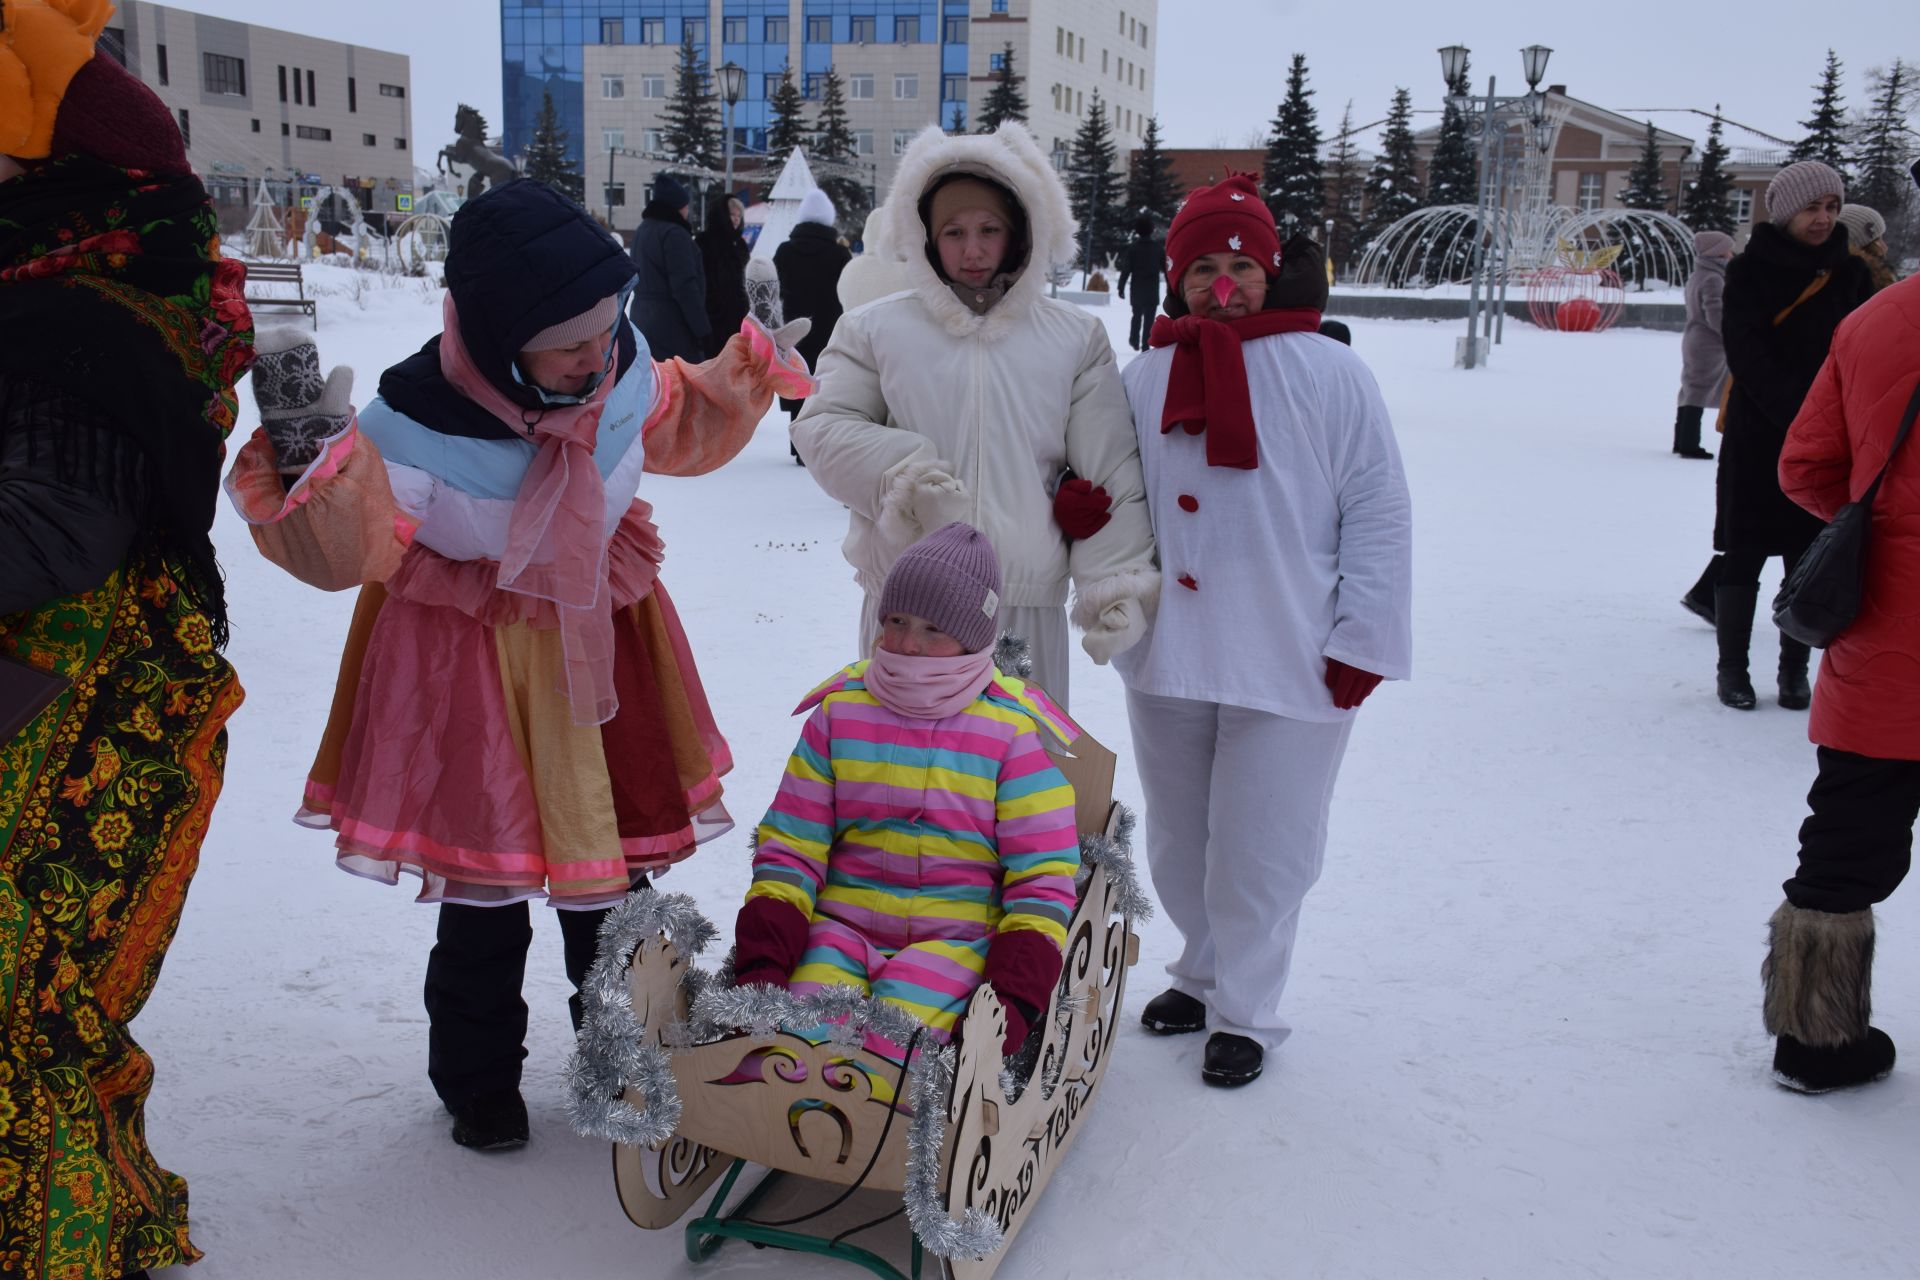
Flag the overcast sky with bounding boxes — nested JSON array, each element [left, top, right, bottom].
[[185, 0, 1906, 161]]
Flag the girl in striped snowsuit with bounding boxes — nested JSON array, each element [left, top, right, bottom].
[[731, 523, 1079, 1056]]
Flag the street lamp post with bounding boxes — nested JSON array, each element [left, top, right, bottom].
[[1440, 43, 1551, 368], [718, 61, 746, 205]]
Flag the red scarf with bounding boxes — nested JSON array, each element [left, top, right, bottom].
[[1148, 307, 1323, 469]]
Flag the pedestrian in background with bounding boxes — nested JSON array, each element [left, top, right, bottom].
[[774, 188, 852, 428], [1839, 204, 1897, 294], [1675, 230, 1736, 624], [698, 192, 751, 357], [1116, 216, 1164, 352], [1710, 161, 1872, 711], [1765, 271, 1920, 1093], [629, 174, 709, 362]]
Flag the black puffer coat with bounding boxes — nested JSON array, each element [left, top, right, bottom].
[[1116, 233, 1164, 310], [774, 221, 852, 372], [629, 200, 709, 362], [697, 197, 751, 358], [1716, 222, 1873, 555]]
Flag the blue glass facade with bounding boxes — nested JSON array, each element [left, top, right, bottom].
[[502, 0, 969, 170]]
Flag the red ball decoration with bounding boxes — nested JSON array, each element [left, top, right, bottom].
[[1556, 296, 1602, 331]]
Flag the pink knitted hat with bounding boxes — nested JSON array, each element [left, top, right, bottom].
[[520, 293, 620, 351], [878, 522, 1002, 653]]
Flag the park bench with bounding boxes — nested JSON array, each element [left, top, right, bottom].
[[244, 261, 317, 329]]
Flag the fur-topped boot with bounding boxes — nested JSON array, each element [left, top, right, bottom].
[[1762, 901, 1897, 1092]]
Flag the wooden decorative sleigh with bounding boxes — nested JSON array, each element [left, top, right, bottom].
[[599, 729, 1142, 1280]]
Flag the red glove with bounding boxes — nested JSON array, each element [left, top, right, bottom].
[[983, 929, 1063, 1056], [1324, 658, 1384, 710], [1053, 477, 1113, 540], [732, 896, 811, 988]]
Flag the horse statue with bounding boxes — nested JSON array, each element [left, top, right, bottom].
[[437, 104, 518, 201]]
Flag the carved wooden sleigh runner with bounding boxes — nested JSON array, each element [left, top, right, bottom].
[[566, 729, 1148, 1280]]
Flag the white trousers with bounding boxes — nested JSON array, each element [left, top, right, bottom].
[[859, 593, 1072, 709], [1126, 689, 1353, 1050]]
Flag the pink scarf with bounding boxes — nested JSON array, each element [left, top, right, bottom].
[[437, 293, 618, 725], [862, 648, 997, 720]]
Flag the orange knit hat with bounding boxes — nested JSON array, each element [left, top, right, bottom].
[[1, 0, 113, 159]]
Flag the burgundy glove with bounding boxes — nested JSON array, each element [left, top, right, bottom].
[[983, 929, 1063, 1056], [1053, 477, 1113, 540], [732, 895, 811, 988], [1324, 658, 1384, 710]]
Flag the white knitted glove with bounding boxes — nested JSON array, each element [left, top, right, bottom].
[[912, 468, 973, 534], [1080, 598, 1146, 665], [250, 326, 353, 474]]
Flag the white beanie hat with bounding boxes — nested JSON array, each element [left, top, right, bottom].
[[797, 188, 837, 228], [521, 294, 620, 351], [1838, 204, 1887, 249]]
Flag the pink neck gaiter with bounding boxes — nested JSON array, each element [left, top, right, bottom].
[[862, 648, 996, 720]]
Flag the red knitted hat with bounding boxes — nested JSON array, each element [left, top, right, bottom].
[[50, 50, 190, 174], [1164, 172, 1282, 292]]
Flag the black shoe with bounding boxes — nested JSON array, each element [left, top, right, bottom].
[[1201, 1032, 1264, 1087], [1778, 668, 1812, 710], [1141, 988, 1207, 1035], [1717, 672, 1757, 709], [1772, 1028, 1895, 1093], [1675, 445, 1714, 460], [447, 1088, 529, 1150]]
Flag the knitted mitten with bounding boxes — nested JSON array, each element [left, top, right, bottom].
[[250, 326, 353, 474]]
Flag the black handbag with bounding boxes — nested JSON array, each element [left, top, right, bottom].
[[1772, 380, 1920, 648]]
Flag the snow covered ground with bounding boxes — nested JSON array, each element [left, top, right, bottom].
[[136, 265, 1916, 1278]]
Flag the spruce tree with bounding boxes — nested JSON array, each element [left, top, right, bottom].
[[1854, 61, 1917, 265], [977, 43, 1028, 131], [1681, 110, 1737, 234], [1425, 58, 1477, 208], [810, 66, 868, 233], [1359, 88, 1420, 268], [1261, 53, 1323, 235], [1620, 121, 1669, 211], [947, 101, 967, 134], [1323, 100, 1365, 275], [523, 88, 583, 201], [764, 65, 809, 183], [1787, 49, 1851, 176], [1067, 90, 1124, 271], [1123, 114, 1183, 228], [660, 31, 721, 171]]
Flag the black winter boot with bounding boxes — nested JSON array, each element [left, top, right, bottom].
[[447, 1087, 530, 1150], [1680, 556, 1722, 626], [1201, 1033, 1264, 1087], [1778, 636, 1813, 710], [1673, 405, 1713, 459], [1714, 583, 1759, 709], [1141, 988, 1208, 1035], [1762, 902, 1895, 1092]]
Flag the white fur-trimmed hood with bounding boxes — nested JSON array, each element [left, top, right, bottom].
[[866, 122, 1080, 340]]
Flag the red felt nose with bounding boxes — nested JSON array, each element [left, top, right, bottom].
[[1211, 276, 1237, 307]]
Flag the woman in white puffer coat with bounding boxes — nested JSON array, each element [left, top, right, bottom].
[[792, 122, 1157, 706]]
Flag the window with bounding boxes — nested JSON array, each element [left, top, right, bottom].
[[804, 72, 825, 99], [1119, 10, 1126, 32], [600, 17, 623, 42], [895, 15, 919, 42], [278, 65, 288, 102], [643, 128, 665, 152], [991, 0, 1007, 12], [1102, 50, 1108, 73], [295, 124, 332, 141], [639, 17, 665, 42], [1729, 188, 1755, 224], [602, 75, 625, 99], [894, 73, 918, 100], [603, 128, 625, 150], [1577, 172, 1604, 211], [306, 69, 316, 105], [849, 74, 874, 99], [394, 136, 407, 150], [1139, 23, 1148, 46], [892, 130, 914, 156], [850, 15, 875, 42], [990, 51, 1004, 71], [605, 182, 626, 206], [379, 82, 406, 98], [722, 17, 746, 41], [685, 18, 706, 42], [766, 16, 788, 42], [156, 44, 168, 85], [280, 121, 290, 136], [202, 52, 246, 96], [1056, 27, 1063, 53], [854, 129, 874, 155], [293, 65, 303, 104], [764, 73, 784, 98], [363, 132, 377, 146], [348, 76, 357, 111], [251, 118, 261, 132], [176, 108, 189, 147], [100, 25, 126, 65], [944, 15, 966, 42], [640, 74, 666, 99], [806, 16, 832, 42], [943, 73, 965, 101]]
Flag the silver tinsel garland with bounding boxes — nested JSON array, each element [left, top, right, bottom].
[[904, 1043, 1006, 1260], [1079, 802, 1152, 923]]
